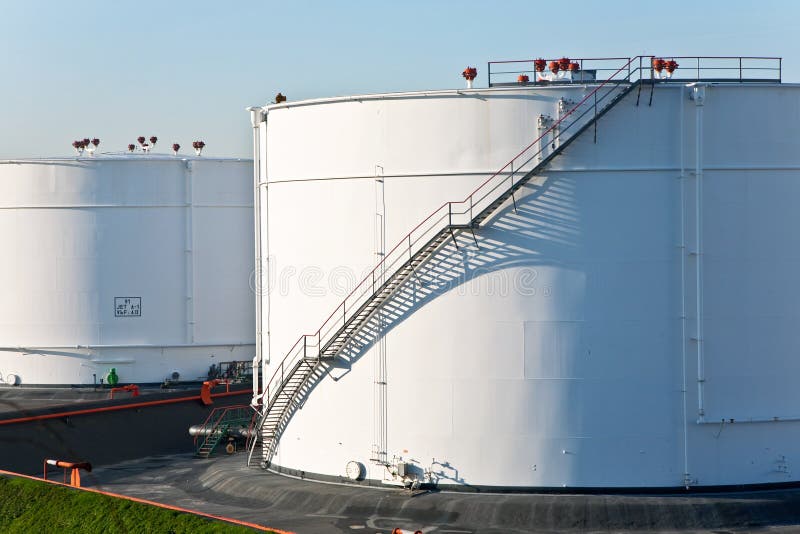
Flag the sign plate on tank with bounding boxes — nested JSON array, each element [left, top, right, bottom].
[[115, 297, 141, 317]]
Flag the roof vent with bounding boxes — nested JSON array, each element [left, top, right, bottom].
[[652, 58, 679, 79], [462, 67, 477, 88]]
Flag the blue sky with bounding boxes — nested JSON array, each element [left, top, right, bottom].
[[0, 0, 796, 158]]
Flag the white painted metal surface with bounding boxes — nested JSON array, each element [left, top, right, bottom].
[[255, 82, 800, 488], [0, 154, 255, 385]]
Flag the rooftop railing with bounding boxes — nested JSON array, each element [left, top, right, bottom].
[[487, 56, 782, 87]]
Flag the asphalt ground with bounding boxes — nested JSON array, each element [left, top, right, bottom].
[[0, 385, 252, 474], [6, 387, 800, 533], [83, 453, 800, 534]]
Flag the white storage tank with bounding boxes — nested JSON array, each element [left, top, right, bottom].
[[252, 57, 800, 490], [0, 154, 255, 385]]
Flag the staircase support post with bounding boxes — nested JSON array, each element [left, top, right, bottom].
[[510, 175, 518, 213]]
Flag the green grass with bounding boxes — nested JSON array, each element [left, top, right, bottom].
[[0, 476, 270, 533]]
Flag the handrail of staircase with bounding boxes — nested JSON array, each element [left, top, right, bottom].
[[194, 405, 224, 447], [312, 57, 639, 338], [458, 68, 650, 226], [198, 407, 231, 450], [256, 56, 641, 408], [244, 408, 259, 452], [465, 60, 638, 202]]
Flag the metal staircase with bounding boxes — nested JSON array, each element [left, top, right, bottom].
[[195, 405, 254, 458], [249, 57, 649, 468]]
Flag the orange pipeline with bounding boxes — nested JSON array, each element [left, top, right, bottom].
[[0, 389, 248, 426], [200, 379, 232, 405], [0, 468, 292, 533], [109, 384, 140, 399]]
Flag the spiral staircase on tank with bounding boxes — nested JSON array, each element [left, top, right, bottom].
[[248, 57, 650, 468]]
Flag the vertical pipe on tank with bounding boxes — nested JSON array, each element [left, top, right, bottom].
[[251, 109, 261, 400], [678, 86, 691, 486], [261, 120, 271, 382], [373, 165, 388, 466], [185, 161, 195, 344], [691, 84, 707, 423], [248, 106, 266, 404]]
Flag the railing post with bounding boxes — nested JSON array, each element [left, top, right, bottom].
[[739, 57, 742, 82], [696, 57, 700, 82], [448, 202, 452, 227], [303, 336, 306, 359]]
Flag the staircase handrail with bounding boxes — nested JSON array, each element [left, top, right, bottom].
[[256, 56, 642, 408], [194, 405, 225, 447], [244, 408, 259, 452]]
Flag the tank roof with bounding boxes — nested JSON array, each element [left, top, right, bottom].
[[258, 55, 784, 112], [0, 152, 252, 164]]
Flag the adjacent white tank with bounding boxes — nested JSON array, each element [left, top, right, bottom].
[[0, 154, 255, 385]]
